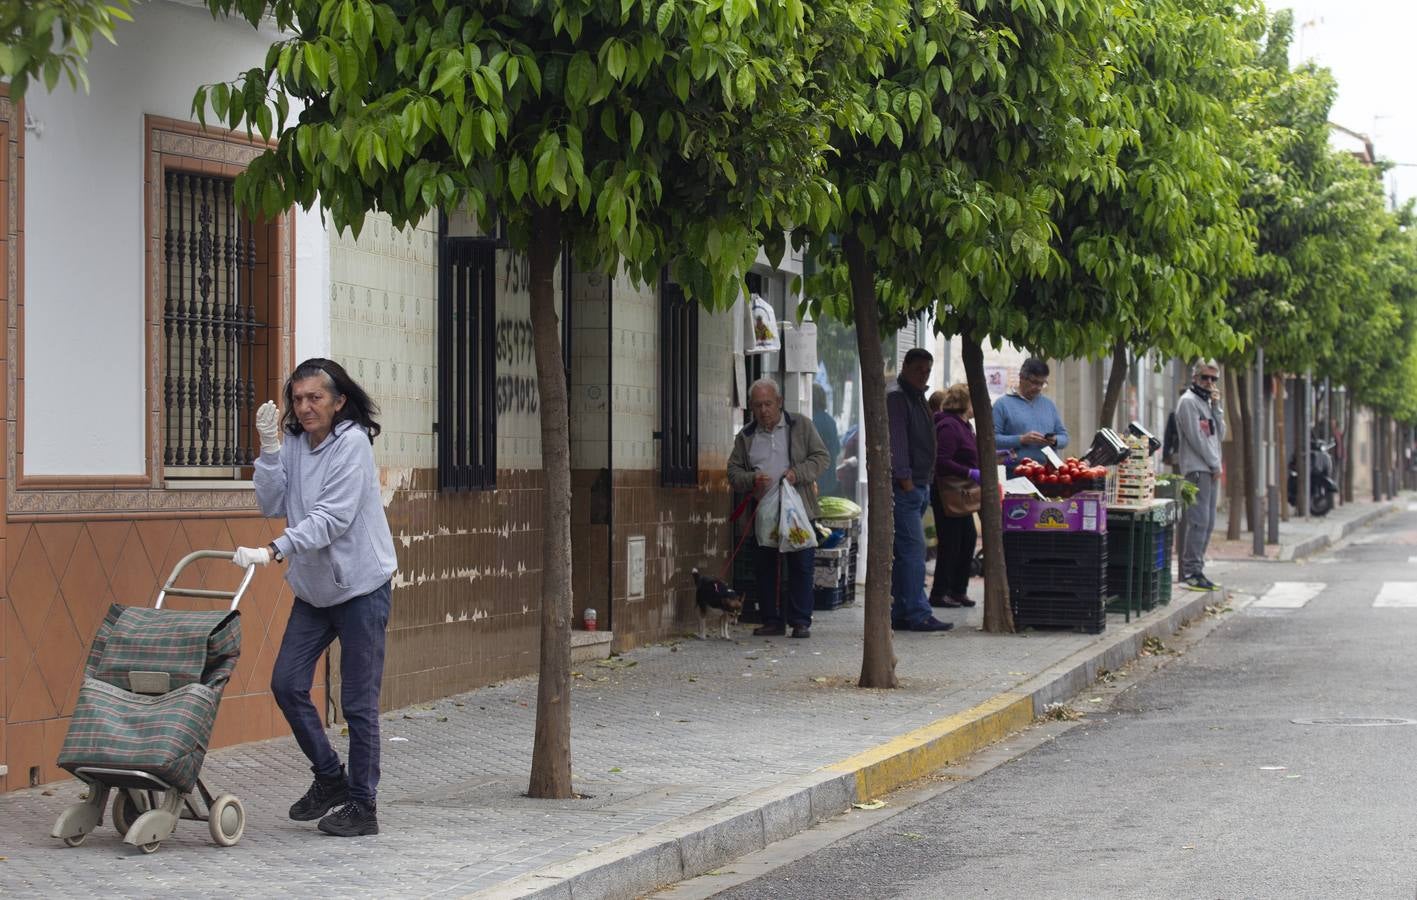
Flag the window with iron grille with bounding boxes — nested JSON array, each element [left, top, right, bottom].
[[437, 231, 497, 491], [659, 275, 699, 486], [162, 172, 265, 478]]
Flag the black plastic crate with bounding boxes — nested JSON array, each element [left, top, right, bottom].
[[814, 586, 846, 611], [1003, 533, 1108, 570], [1107, 523, 1173, 570], [1011, 567, 1108, 596], [1014, 613, 1106, 635], [1106, 566, 1171, 612]]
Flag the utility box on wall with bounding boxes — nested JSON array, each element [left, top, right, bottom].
[[626, 536, 645, 600]]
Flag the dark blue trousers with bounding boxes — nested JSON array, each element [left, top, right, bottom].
[[754, 545, 816, 628], [271, 581, 391, 806]]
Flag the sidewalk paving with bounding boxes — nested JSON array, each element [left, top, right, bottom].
[[1, 499, 1400, 899]]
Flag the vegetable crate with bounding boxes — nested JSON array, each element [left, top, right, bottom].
[[1110, 436, 1157, 506], [1005, 532, 1108, 634], [1010, 591, 1107, 634]]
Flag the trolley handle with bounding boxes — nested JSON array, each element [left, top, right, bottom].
[[156, 550, 258, 611]]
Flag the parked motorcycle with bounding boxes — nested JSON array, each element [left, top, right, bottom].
[[1288, 437, 1339, 516]]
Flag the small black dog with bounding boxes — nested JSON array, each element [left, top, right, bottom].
[[692, 568, 743, 640]]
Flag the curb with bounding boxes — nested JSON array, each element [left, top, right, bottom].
[[1276, 499, 1403, 561], [472, 592, 1217, 900]]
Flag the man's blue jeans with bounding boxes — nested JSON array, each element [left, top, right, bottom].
[[271, 581, 391, 806], [891, 483, 932, 625]]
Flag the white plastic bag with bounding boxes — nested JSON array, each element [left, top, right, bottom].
[[777, 482, 818, 552], [746, 293, 780, 354], [755, 482, 781, 548]]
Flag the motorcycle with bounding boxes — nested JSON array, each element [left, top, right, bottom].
[[1288, 437, 1339, 517]]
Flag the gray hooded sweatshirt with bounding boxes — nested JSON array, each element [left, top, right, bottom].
[[256, 419, 397, 607], [1175, 385, 1225, 475]]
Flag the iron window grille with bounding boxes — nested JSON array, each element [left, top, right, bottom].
[[162, 172, 265, 478], [659, 273, 699, 487], [437, 220, 498, 491]]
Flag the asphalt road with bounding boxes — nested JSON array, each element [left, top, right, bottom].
[[709, 508, 1417, 899]]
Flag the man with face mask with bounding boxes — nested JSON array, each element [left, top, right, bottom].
[[1176, 360, 1226, 591], [994, 358, 1068, 464]]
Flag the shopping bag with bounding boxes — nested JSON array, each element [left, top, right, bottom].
[[935, 475, 981, 517], [755, 482, 781, 548], [746, 293, 780, 354], [777, 481, 819, 552]]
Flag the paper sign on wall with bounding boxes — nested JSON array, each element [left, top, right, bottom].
[[784, 321, 818, 373], [985, 366, 1010, 398], [745, 294, 780, 354]]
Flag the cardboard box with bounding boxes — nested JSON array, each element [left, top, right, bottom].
[[1002, 494, 1107, 533]]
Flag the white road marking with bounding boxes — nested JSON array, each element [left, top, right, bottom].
[[1408, 502, 1417, 512], [1253, 582, 1326, 608], [1373, 583, 1417, 608], [1409, 557, 1417, 565]]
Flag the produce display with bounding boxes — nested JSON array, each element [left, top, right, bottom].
[[1013, 456, 1107, 498]]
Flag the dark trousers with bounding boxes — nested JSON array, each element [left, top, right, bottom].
[[929, 486, 977, 602], [754, 544, 815, 628], [271, 581, 391, 806]]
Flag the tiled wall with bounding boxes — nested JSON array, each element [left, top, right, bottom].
[[329, 213, 439, 469], [1, 516, 302, 792]]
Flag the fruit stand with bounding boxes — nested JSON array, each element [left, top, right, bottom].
[[1105, 434, 1175, 621], [1003, 456, 1110, 634]]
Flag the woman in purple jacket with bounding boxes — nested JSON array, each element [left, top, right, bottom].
[[928, 384, 980, 608]]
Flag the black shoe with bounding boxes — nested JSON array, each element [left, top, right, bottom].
[[753, 624, 786, 636], [790, 625, 811, 639], [1182, 575, 1211, 592], [891, 619, 910, 630], [907, 617, 954, 633], [318, 799, 379, 837], [289, 768, 349, 821], [930, 596, 964, 608], [1198, 575, 1221, 591], [953, 595, 977, 608]]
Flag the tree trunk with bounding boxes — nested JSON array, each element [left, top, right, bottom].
[[1236, 370, 1256, 534], [526, 206, 574, 799], [1275, 374, 1289, 521], [1098, 338, 1128, 431], [843, 233, 898, 689], [1225, 366, 1244, 540], [962, 330, 1013, 634]]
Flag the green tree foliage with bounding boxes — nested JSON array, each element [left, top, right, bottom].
[[0, 0, 133, 99], [801, 0, 1118, 650], [198, 0, 884, 798]]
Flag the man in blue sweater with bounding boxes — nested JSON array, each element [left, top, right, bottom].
[[994, 358, 1069, 464]]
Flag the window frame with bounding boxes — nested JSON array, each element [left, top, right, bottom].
[[659, 272, 699, 487], [436, 213, 499, 491]]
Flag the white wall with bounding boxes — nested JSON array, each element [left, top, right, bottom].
[[21, 2, 288, 474]]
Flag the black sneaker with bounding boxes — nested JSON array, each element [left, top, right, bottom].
[[1182, 575, 1212, 592], [906, 616, 954, 632], [289, 768, 349, 821], [318, 799, 379, 837]]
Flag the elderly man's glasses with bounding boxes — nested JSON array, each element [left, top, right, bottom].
[[1196, 374, 1219, 383], [1021, 376, 1047, 388]]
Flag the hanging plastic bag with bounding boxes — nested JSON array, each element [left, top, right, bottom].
[[777, 481, 818, 552], [746, 293, 780, 354], [755, 482, 782, 548]]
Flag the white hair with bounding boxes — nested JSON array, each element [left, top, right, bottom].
[[1193, 359, 1220, 375], [748, 378, 781, 401]]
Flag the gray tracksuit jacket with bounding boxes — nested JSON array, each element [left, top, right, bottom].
[[1175, 386, 1225, 475], [256, 420, 397, 607]]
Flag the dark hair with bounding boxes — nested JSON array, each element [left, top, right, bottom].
[[282, 358, 381, 443], [903, 348, 934, 368], [1021, 357, 1050, 380], [812, 383, 828, 408]]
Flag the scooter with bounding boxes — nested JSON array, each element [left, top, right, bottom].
[[1288, 437, 1339, 517]]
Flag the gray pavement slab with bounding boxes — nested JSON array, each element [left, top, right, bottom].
[[0, 495, 1400, 898]]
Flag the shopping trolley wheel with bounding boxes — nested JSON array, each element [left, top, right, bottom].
[[138, 841, 161, 854], [111, 791, 147, 836], [62, 834, 86, 847], [208, 794, 245, 847]]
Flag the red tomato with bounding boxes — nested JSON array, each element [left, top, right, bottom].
[[1059, 473, 1072, 484]]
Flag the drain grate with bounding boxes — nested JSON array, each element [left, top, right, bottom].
[[1290, 717, 1417, 727]]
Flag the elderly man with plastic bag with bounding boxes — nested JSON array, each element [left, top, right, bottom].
[[728, 379, 830, 639]]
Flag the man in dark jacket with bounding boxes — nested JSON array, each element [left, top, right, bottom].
[[728, 379, 831, 638], [887, 349, 953, 632]]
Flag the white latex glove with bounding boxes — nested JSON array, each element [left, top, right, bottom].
[[255, 400, 281, 454], [232, 546, 271, 568]]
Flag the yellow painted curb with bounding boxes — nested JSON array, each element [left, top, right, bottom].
[[824, 692, 1035, 801]]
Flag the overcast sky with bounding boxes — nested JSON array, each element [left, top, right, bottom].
[[1283, 1, 1417, 206]]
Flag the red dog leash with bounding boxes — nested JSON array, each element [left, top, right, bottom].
[[719, 493, 760, 583]]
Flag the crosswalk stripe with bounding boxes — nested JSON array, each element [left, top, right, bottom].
[[1374, 583, 1417, 608], [1408, 502, 1417, 512], [1254, 582, 1326, 608]]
